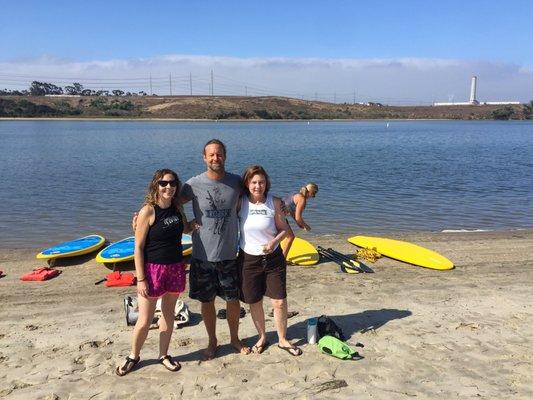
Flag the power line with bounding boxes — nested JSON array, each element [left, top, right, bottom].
[[0, 71, 436, 105]]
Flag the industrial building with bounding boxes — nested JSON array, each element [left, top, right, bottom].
[[434, 77, 520, 106]]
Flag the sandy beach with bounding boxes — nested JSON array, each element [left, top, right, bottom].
[[1, 230, 532, 399]]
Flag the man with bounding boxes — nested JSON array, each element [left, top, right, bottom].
[[180, 139, 250, 360]]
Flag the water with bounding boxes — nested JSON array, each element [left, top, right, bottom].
[[0, 120, 532, 248]]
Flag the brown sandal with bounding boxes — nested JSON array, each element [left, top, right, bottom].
[[252, 341, 270, 354], [115, 356, 140, 376], [159, 355, 181, 372]]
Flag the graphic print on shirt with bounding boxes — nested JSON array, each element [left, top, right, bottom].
[[163, 215, 181, 229], [250, 209, 267, 215], [205, 187, 231, 235]]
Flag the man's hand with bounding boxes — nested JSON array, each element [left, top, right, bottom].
[[189, 219, 201, 231], [280, 200, 289, 216]]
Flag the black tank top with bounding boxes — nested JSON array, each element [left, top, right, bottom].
[[144, 204, 184, 264]]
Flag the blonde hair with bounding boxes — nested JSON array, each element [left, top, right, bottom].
[[299, 182, 319, 196]]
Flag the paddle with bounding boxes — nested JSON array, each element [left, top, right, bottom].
[[317, 247, 361, 273], [326, 247, 374, 273], [321, 247, 361, 269]]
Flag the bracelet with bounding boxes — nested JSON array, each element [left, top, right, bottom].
[[137, 277, 146, 282]]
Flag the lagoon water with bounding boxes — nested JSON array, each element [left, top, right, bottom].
[[0, 120, 532, 247]]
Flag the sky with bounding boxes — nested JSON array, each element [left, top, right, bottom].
[[1, 0, 532, 104]]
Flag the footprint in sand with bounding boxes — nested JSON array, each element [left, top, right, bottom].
[[175, 337, 192, 346], [24, 324, 39, 331], [73, 355, 85, 365], [78, 338, 113, 351]]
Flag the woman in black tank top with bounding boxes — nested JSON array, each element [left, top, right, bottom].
[[116, 169, 195, 376]]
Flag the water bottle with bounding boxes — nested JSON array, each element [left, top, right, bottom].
[[307, 317, 318, 344]]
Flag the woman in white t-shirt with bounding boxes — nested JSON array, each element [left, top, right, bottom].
[[237, 165, 302, 356]]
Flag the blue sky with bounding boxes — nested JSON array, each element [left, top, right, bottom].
[[1, 1, 532, 103]]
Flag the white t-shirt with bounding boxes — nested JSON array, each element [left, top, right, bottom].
[[238, 194, 278, 255]]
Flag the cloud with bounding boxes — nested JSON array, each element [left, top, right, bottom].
[[1, 54, 531, 104]]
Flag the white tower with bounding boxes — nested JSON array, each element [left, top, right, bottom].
[[470, 76, 478, 104]]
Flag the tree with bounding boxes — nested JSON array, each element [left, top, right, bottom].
[[112, 90, 125, 96], [29, 81, 63, 96], [64, 82, 84, 95]]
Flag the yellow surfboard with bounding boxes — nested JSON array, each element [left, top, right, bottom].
[[281, 237, 319, 266], [348, 235, 454, 270]]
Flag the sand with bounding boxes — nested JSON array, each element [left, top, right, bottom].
[[0, 231, 532, 399]]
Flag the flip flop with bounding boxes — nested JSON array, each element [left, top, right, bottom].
[[115, 356, 140, 376], [252, 340, 270, 354], [159, 355, 181, 372], [278, 344, 302, 356], [268, 309, 299, 318]]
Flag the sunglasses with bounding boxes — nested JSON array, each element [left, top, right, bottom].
[[158, 180, 177, 188]]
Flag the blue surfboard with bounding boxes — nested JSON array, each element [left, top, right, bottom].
[[37, 235, 106, 260], [96, 236, 134, 263], [182, 233, 192, 256], [96, 234, 193, 264]]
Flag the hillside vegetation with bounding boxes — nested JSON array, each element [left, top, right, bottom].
[[1, 95, 531, 120]]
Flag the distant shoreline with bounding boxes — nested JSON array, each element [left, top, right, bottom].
[[0, 117, 528, 122], [1, 95, 530, 120]]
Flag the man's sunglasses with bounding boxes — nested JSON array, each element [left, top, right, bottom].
[[158, 180, 177, 187]]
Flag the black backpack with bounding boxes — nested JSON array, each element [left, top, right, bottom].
[[317, 315, 345, 341]]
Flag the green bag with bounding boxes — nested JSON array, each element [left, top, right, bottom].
[[317, 335, 363, 360]]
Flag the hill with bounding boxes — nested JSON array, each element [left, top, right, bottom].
[[0, 95, 530, 120]]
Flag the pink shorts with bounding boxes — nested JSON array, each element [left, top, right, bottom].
[[144, 261, 186, 298]]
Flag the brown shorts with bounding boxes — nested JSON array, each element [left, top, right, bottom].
[[238, 246, 287, 304]]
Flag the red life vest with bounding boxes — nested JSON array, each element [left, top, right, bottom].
[[20, 267, 61, 281], [105, 271, 136, 287]]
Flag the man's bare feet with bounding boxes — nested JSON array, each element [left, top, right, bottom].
[[231, 339, 251, 355], [202, 341, 218, 361]]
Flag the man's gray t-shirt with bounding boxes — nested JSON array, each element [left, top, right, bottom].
[[182, 172, 241, 262]]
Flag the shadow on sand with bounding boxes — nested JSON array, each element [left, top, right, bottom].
[[44, 249, 102, 267], [285, 308, 413, 345], [174, 308, 412, 363]]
